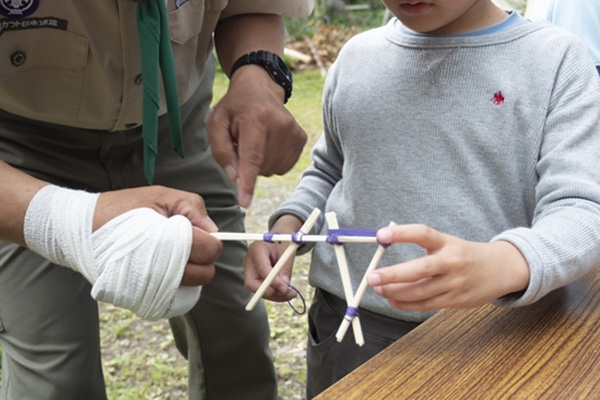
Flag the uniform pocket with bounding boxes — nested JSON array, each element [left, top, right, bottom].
[[0, 28, 88, 121], [168, 0, 205, 45]]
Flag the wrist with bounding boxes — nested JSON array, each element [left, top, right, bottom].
[[493, 240, 531, 295], [229, 50, 292, 103], [24, 185, 100, 275], [229, 64, 287, 103], [272, 214, 304, 233]]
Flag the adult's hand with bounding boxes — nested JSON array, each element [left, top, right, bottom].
[[94, 185, 223, 286], [207, 66, 307, 208], [209, 13, 307, 208], [1, 159, 222, 288], [19, 182, 220, 319]]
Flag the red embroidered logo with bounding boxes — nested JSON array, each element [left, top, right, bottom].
[[492, 91, 505, 105]]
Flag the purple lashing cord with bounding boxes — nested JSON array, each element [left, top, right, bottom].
[[263, 232, 278, 243], [263, 231, 305, 244], [326, 228, 390, 247], [261, 229, 390, 247], [343, 306, 360, 322], [291, 231, 305, 244], [328, 228, 377, 243]]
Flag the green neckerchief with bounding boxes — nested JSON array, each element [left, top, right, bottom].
[[136, 0, 184, 184]]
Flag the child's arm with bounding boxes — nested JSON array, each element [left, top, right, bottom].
[[367, 224, 530, 311], [244, 214, 304, 302], [368, 35, 600, 312]]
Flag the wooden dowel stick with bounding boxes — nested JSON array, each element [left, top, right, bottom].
[[245, 208, 322, 311], [211, 232, 378, 244], [335, 222, 395, 342], [325, 212, 364, 346]]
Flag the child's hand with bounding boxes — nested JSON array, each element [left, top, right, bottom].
[[367, 224, 530, 311], [243, 214, 304, 302], [244, 241, 297, 302]]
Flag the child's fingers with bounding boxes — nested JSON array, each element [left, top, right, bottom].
[[377, 224, 447, 252], [368, 255, 442, 287], [243, 242, 296, 302]]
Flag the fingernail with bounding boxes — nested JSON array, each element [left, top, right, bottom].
[[277, 276, 291, 295], [239, 193, 252, 208], [368, 273, 381, 286], [278, 285, 289, 294], [224, 165, 237, 181], [378, 228, 391, 242]]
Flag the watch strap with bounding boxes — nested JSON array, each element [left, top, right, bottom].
[[230, 50, 293, 103]]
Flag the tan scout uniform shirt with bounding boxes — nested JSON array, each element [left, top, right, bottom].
[[0, 0, 312, 131]]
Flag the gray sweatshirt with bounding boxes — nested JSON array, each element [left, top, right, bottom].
[[271, 20, 600, 322]]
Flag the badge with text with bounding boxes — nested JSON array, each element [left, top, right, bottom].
[[0, 0, 40, 19]]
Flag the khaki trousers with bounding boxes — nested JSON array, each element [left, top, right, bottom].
[[0, 57, 276, 400]]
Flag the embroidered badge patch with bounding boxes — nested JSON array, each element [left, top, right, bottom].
[[0, 17, 67, 36], [0, 0, 40, 19], [491, 91, 505, 106]]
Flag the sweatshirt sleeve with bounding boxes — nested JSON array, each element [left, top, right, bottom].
[[269, 62, 344, 252], [494, 37, 600, 307]]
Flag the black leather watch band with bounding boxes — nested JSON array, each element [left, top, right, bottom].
[[230, 50, 293, 104]]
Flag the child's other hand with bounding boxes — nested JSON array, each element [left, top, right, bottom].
[[367, 224, 530, 311], [244, 241, 297, 302]]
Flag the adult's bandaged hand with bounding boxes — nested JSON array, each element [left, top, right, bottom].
[[23, 185, 222, 320]]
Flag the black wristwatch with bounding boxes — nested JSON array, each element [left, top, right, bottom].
[[230, 50, 293, 104]]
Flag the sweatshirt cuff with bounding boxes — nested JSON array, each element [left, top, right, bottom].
[[491, 229, 544, 307]]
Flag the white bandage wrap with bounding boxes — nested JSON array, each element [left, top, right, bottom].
[[24, 185, 201, 320]]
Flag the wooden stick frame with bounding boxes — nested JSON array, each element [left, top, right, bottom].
[[334, 222, 396, 343], [245, 208, 321, 311], [214, 207, 393, 347], [325, 212, 365, 346]]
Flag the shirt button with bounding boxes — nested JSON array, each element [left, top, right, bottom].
[[134, 74, 143, 85], [10, 51, 25, 67]]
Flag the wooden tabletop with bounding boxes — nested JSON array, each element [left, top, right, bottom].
[[316, 269, 600, 399]]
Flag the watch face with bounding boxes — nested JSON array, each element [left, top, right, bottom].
[[276, 58, 293, 82], [261, 51, 292, 82]]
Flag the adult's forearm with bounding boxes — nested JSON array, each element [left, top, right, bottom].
[[0, 160, 48, 246], [214, 13, 285, 76]]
